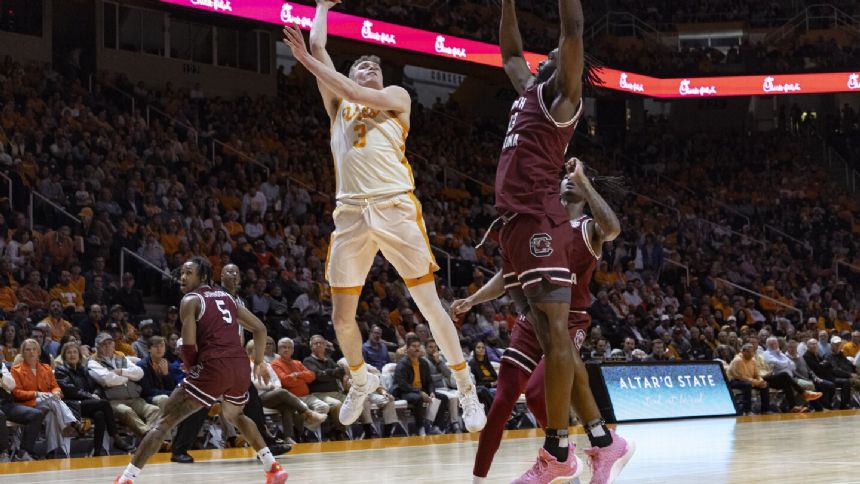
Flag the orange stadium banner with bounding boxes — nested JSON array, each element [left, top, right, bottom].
[[160, 0, 860, 98]]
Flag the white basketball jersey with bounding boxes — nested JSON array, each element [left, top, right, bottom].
[[330, 100, 414, 200]]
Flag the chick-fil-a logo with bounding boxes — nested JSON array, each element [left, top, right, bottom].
[[435, 36, 466, 58], [679, 79, 717, 96], [849, 73, 860, 90], [618, 73, 645, 93], [762, 76, 801, 93], [361, 20, 396, 45], [190, 0, 231, 12], [280, 4, 312, 28]]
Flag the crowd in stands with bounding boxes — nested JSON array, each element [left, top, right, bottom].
[[0, 48, 859, 461]]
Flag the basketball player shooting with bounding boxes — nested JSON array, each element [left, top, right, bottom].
[[281, 0, 486, 433], [455, 160, 634, 484], [491, 0, 600, 481], [114, 257, 288, 484]]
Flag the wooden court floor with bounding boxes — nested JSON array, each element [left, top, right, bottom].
[[2, 410, 859, 483]]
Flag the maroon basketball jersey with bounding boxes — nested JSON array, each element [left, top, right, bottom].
[[569, 215, 599, 311], [185, 285, 247, 362], [495, 82, 582, 226]]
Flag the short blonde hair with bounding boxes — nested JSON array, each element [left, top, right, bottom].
[[349, 55, 381, 79]]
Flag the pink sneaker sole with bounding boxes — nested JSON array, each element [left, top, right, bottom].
[[550, 455, 584, 484], [604, 440, 635, 484]]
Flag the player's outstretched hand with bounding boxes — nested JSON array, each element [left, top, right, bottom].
[[449, 298, 473, 318], [567, 157, 588, 183], [254, 362, 271, 386], [282, 25, 310, 62]]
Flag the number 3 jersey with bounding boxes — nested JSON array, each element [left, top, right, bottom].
[[184, 285, 247, 363], [330, 99, 415, 201]]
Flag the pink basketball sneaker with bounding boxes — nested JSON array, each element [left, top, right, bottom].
[[583, 430, 635, 484], [511, 444, 582, 484]]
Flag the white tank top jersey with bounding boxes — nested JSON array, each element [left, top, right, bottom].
[[330, 99, 415, 200]]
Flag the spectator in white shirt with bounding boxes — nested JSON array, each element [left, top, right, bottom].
[[87, 332, 159, 436]]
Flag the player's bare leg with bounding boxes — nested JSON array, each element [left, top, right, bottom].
[[332, 291, 380, 425], [221, 401, 288, 483], [409, 279, 486, 431], [567, 351, 634, 484], [530, 301, 575, 459], [116, 388, 203, 482]]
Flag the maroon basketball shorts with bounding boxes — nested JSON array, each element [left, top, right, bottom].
[[502, 312, 591, 375], [182, 357, 251, 408], [500, 214, 575, 309]]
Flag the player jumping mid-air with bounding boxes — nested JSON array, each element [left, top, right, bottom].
[[491, 0, 621, 480], [281, 0, 485, 432], [114, 257, 288, 484], [455, 161, 634, 484]]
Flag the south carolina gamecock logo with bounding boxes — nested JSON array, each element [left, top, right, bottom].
[[529, 233, 553, 257]]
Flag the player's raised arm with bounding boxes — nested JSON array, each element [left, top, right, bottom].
[[309, 0, 341, 118], [500, 0, 533, 95], [568, 160, 620, 252], [551, 0, 585, 116], [283, 25, 410, 113]]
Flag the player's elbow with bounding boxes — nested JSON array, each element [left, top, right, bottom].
[[309, 42, 326, 57]]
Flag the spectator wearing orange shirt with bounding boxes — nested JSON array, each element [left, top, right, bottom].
[[840, 331, 860, 359], [12, 339, 79, 457], [39, 299, 72, 342], [271, 338, 334, 423], [50, 270, 84, 313], [37, 226, 75, 270], [16, 270, 51, 312], [159, 219, 185, 255], [0, 275, 18, 313]]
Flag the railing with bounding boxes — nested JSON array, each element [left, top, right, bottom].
[[664, 258, 690, 287], [101, 82, 136, 114], [430, 245, 453, 287], [119, 247, 176, 283], [835, 260, 860, 280], [0, 171, 13, 213], [211, 138, 271, 178], [765, 4, 860, 45], [147, 105, 198, 145], [585, 11, 667, 46], [29, 191, 81, 231], [694, 217, 767, 247], [443, 166, 494, 193], [764, 224, 813, 255], [630, 191, 681, 221], [716, 277, 803, 324], [825, 146, 859, 195]]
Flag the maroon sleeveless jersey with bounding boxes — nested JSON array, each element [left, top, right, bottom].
[[569, 215, 599, 311], [495, 82, 582, 227], [185, 285, 247, 362]]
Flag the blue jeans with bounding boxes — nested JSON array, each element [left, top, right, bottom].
[[0, 401, 46, 454]]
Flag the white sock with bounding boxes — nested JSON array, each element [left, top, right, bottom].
[[410, 282, 468, 371], [351, 362, 368, 386], [122, 463, 142, 481], [452, 367, 474, 393], [473, 476, 488, 483], [257, 447, 275, 470]]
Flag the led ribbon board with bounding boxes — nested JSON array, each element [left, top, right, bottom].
[[160, 1, 860, 97]]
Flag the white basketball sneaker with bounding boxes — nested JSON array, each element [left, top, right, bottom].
[[339, 373, 380, 425], [459, 384, 487, 432]]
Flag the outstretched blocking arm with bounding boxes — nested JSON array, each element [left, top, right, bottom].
[[568, 161, 621, 254], [550, 0, 585, 119], [309, 1, 341, 118], [450, 271, 505, 317], [283, 25, 410, 113], [500, 0, 533, 95]]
